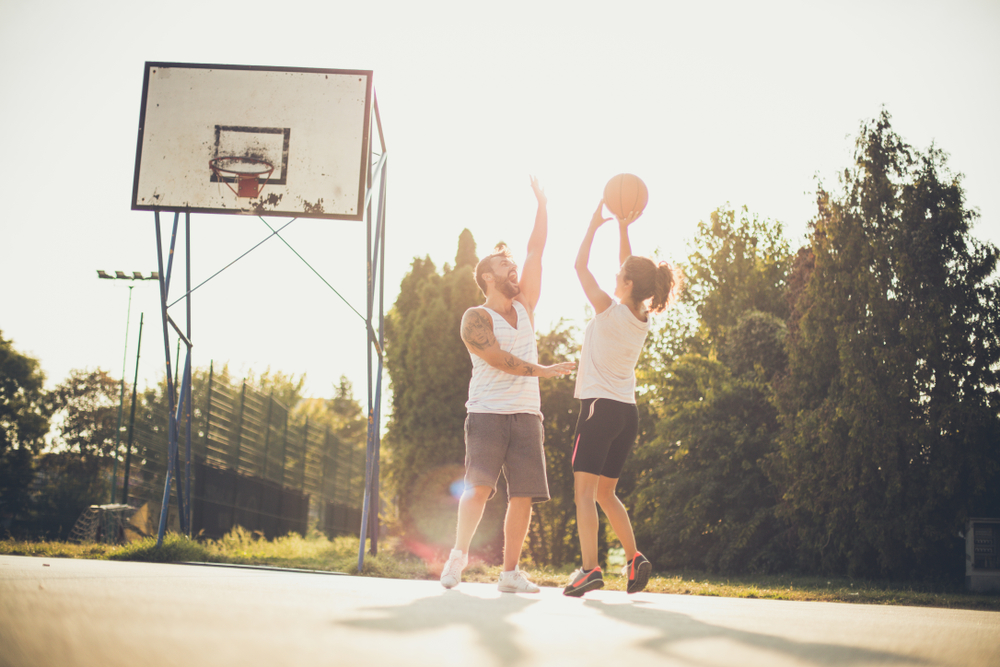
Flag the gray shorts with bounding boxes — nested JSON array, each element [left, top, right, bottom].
[[464, 413, 549, 502]]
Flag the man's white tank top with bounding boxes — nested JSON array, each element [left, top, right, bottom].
[[466, 300, 541, 417]]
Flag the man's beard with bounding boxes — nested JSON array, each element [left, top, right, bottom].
[[496, 273, 520, 298]]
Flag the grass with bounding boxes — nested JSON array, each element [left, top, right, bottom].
[[0, 528, 427, 580], [3, 530, 998, 611]]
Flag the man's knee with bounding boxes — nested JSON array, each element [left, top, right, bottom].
[[507, 495, 533, 515], [462, 485, 492, 503]]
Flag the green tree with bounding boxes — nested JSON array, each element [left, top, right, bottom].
[[774, 110, 1000, 578], [628, 207, 794, 573], [32, 452, 109, 539], [248, 367, 307, 412], [383, 230, 488, 552], [684, 205, 792, 357], [32, 368, 121, 538], [0, 331, 49, 535], [525, 321, 581, 568], [630, 324, 792, 573], [47, 368, 121, 458]]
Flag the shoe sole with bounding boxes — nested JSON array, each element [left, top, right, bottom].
[[627, 560, 651, 594], [498, 585, 541, 593], [563, 578, 604, 597]]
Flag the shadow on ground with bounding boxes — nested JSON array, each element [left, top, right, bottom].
[[340, 589, 538, 665], [584, 598, 928, 666]]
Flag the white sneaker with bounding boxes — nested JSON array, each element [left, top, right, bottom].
[[497, 566, 540, 593], [440, 549, 468, 589]]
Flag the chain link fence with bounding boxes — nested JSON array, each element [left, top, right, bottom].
[[118, 366, 365, 541]]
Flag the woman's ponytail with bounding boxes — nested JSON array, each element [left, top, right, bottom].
[[623, 257, 683, 313]]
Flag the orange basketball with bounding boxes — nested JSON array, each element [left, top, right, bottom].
[[603, 173, 649, 220]]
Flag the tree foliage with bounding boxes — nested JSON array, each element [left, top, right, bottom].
[[32, 451, 109, 539], [774, 110, 1000, 577], [247, 367, 307, 412], [29, 368, 122, 538], [47, 368, 121, 458], [630, 343, 791, 573], [684, 205, 792, 357], [0, 331, 50, 534], [383, 230, 486, 549], [0, 331, 49, 456], [627, 210, 793, 572], [525, 321, 582, 567]]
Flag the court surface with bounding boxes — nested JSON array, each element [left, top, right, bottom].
[[2, 555, 997, 667]]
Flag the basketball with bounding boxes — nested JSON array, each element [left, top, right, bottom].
[[603, 173, 648, 220]]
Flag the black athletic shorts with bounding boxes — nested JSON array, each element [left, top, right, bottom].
[[571, 398, 639, 478]]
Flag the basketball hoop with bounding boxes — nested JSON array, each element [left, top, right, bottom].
[[209, 156, 274, 198]]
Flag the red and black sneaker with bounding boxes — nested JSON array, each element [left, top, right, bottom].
[[622, 552, 651, 594], [563, 566, 604, 597]]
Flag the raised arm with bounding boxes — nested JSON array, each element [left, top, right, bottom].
[[516, 176, 547, 313], [461, 308, 574, 378], [617, 208, 641, 265], [575, 201, 614, 315]]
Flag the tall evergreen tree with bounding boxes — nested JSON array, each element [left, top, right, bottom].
[[383, 230, 486, 549], [774, 111, 1000, 578]]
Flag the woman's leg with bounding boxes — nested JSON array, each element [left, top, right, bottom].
[[596, 476, 637, 561], [574, 471, 601, 570]]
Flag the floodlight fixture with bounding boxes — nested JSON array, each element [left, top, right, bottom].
[[96, 270, 159, 281]]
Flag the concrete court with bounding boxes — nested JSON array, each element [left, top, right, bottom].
[[1, 555, 998, 667]]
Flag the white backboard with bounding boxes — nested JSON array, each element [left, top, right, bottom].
[[132, 63, 373, 220]]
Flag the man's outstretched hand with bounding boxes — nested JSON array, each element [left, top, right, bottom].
[[537, 362, 576, 378], [530, 175, 547, 206]]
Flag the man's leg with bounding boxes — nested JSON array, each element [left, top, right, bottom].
[[496, 415, 545, 592], [502, 496, 533, 572], [454, 485, 492, 552], [442, 484, 492, 589]]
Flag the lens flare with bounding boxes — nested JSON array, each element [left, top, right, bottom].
[[449, 479, 468, 500]]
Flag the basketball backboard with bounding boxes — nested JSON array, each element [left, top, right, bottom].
[[132, 62, 373, 220]]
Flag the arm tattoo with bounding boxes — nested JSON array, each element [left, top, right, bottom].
[[462, 310, 497, 351], [464, 309, 536, 376], [504, 356, 534, 376]]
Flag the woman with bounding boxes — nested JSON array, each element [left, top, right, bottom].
[[563, 200, 681, 597]]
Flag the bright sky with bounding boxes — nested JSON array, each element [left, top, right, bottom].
[[2, 0, 998, 409]]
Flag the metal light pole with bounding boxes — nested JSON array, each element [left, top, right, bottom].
[[98, 270, 158, 504]]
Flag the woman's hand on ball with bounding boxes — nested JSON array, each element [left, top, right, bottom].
[[618, 208, 642, 226], [590, 200, 612, 230]]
